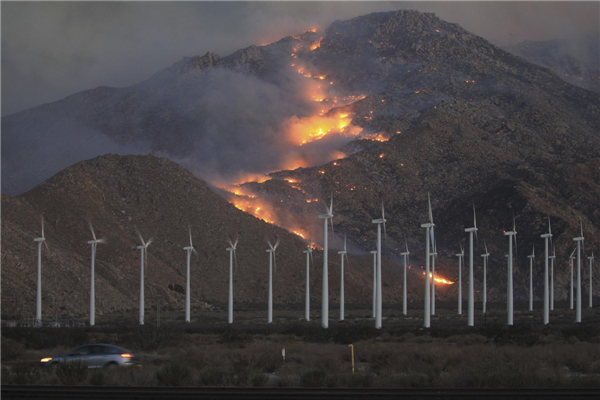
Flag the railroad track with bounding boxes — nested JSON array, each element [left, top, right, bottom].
[[2, 385, 599, 400]]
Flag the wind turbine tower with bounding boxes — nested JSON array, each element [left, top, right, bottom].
[[481, 243, 490, 314], [401, 239, 410, 316], [569, 249, 576, 310], [183, 227, 198, 323], [266, 238, 280, 324], [226, 236, 239, 324], [456, 245, 464, 315], [574, 220, 584, 323], [465, 204, 478, 326], [370, 250, 377, 318], [528, 245, 535, 311], [137, 232, 153, 325], [303, 242, 313, 321], [549, 246, 556, 311], [541, 217, 552, 325], [431, 240, 437, 316], [372, 203, 386, 329], [420, 193, 434, 328], [338, 236, 350, 321], [34, 216, 49, 326], [88, 222, 105, 326], [588, 252, 594, 308], [318, 195, 334, 329], [504, 218, 517, 326]]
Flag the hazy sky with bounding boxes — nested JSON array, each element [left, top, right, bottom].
[[2, 1, 599, 116]]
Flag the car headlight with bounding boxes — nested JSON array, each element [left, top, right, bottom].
[[41, 358, 53, 362]]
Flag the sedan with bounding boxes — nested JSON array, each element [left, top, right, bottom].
[[40, 344, 139, 369]]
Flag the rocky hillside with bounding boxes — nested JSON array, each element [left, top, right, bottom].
[[1, 154, 436, 322]]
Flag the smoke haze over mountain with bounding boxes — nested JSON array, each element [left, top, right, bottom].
[[2, 1, 598, 116]]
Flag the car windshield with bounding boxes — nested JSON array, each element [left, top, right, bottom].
[[70, 346, 92, 355]]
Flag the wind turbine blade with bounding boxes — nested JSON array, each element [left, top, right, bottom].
[[41, 215, 45, 238], [192, 247, 199, 257], [344, 235, 347, 252], [330, 193, 334, 215], [227, 235, 234, 248], [89, 221, 97, 241], [146, 237, 153, 247], [97, 237, 107, 245], [43, 239, 50, 252], [267, 238, 273, 250], [273, 251, 277, 273], [345, 252, 350, 268], [330, 218, 334, 237], [405, 237, 409, 253], [310, 251, 314, 266], [514, 234, 518, 255], [234, 236, 239, 249], [381, 201, 385, 221], [428, 193, 433, 224], [234, 250, 238, 274], [570, 248, 576, 258], [137, 231, 146, 247], [189, 226, 193, 248], [274, 238, 280, 251]]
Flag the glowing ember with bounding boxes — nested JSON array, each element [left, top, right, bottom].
[[292, 230, 306, 239], [361, 133, 389, 142], [379, 153, 385, 158]]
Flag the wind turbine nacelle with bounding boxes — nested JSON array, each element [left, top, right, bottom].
[[34, 238, 45, 242], [421, 223, 434, 228], [372, 218, 386, 224], [137, 245, 146, 249], [540, 233, 552, 238], [370, 251, 378, 254], [465, 227, 478, 232], [573, 237, 584, 241], [338, 251, 347, 255], [183, 246, 194, 251], [504, 231, 516, 236], [401, 252, 409, 256], [318, 214, 332, 219]]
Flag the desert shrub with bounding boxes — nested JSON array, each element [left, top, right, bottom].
[[155, 361, 193, 386], [197, 367, 229, 386], [2, 363, 41, 385], [349, 373, 375, 387], [300, 368, 327, 387], [275, 376, 295, 387], [56, 360, 88, 385], [112, 365, 156, 386], [1, 337, 25, 362], [89, 369, 106, 386], [219, 328, 251, 345], [368, 348, 401, 373], [129, 325, 181, 351], [251, 372, 269, 387]]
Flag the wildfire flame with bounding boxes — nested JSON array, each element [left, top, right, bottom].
[[423, 271, 455, 284]]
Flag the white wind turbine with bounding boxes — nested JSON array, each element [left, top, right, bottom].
[[266, 238, 280, 324], [528, 245, 535, 311], [303, 242, 314, 321], [338, 235, 350, 321], [549, 246, 556, 311], [430, 239, 438, 316], [541, 216, 552, 325], [318, 195, 334, 329], [136, 231, 153, 325], [33, 215, 49, 326], [481, 242, 490, 314], [569, 248, 576, 310], [226, 236, 239, 324], [465, 203, 478, 327], [588, 252, 594, 308], [420, 193, 434, 328], [455, 244, 464, 315], [401, 238, 410, 316], [370, 250, 377, 318], [88, 221, 106, 326], [504, 217, 517, 326], [372, 202, 386, 329], [574, 220, 584, 323], [183, 227, 198, 323]]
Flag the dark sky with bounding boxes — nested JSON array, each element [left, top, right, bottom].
[[2, 1, 598, 116]]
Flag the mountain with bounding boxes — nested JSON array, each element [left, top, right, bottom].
[[2, 10, 599, 312], [1, 154, 435, 321], [504, 34, 600, 93]]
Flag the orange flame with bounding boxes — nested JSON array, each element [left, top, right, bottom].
[[423, 271, 455, 284]]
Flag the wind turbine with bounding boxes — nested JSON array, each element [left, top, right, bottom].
[[504, 217, 517, 326], [430, 240, 438, 316], [338, 235, 350, 321], [372, 202, 386, 329], [569, 248, 576, 310], [588, 252, 594, 308], [183, 227, 198, 323], [318, 194, 334, 329], [465, 203, 478, 326], [87, 221, 105, 326], [303, 242, 313, 321], [420, 193, 434, 328], [266, 238, 280, 324], [541, 217, 552, 325], [528, 245, 535, 311], [226, 236, 239, 324], [574, 220, 584, 323], [456, 245, 464, 315], [33, 215, 49, 326], [481, 242, 490, 314], [136, 231, 153, 325], [401, 238, 410, 316], [370, 250, 377, 318], [549, 246, 556, 311]]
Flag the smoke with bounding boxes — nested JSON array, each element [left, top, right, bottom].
[[2, 2, 598, 116]]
